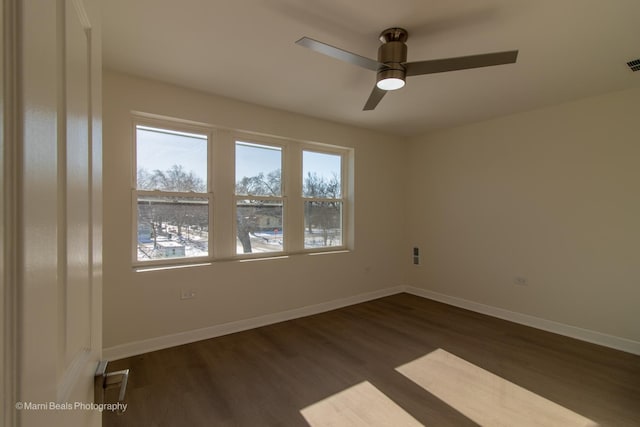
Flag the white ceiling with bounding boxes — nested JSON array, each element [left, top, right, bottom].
[[102, 0, 640, 136]]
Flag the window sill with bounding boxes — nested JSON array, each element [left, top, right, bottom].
[[133, 249, 351, 272]]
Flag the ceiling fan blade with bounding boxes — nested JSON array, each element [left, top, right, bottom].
[[363, 86, 387, 111], [404, 50, 518, 76], [296, 37, 383, 72]]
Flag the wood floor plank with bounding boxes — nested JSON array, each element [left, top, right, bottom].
[[103, 293, 640, 426], [300, 381, 424, 426], [397, 348, 598, 426]]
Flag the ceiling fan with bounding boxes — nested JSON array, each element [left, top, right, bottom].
[[296, 28, 518, 111]]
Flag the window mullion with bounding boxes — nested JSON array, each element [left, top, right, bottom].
[[213, 129, 235, 259], [287, 144, 303, 252]]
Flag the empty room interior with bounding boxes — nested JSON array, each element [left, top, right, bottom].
[[99, 1, 640, 426], [9, 0, 640, 426]]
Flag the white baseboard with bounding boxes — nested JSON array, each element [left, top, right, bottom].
[[404, 286, 640, 356], [103, 286, 405, 361], [103, 284, 640, 360]]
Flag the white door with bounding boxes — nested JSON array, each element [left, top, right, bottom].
[[2, 0, 102, 426]]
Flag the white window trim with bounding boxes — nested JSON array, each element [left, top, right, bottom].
[[300, 145, 349, 253], [131, 117, 213, 267], [131, 114, 353, 267]]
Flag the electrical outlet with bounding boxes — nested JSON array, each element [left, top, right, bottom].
[[180, 289, 197, 300], [514, 277, 528, 286]]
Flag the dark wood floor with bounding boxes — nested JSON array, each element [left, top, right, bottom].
[[103, 293, 640, 426]]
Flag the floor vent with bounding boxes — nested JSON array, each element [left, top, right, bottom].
[[627, 59, 640, 72]]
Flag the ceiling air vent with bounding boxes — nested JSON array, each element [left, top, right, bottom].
[[627, 59, 640, 72]]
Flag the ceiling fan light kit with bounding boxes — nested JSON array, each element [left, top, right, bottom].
[[376, 74, 405, 90], [376, 28, 408, 91], [296, 27, 518, 111]]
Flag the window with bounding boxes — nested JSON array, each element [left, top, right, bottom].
[[302, 150, 343, 249], [133, 116, 351, 265], [235, 141, 284, 255], [134, 125, 210, 263]]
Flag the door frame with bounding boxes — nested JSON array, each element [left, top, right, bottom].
[[2, 0, 20, 426]]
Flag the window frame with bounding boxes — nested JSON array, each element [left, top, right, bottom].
[[233, 137, 287, 258], [300, 145, 348, 253], [130, 115, 352, 267], [131, 118, 213, 267]]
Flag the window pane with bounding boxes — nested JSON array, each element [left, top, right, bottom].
[[303, 151, 341, 198], [137, 195, 208, 261], [235, 142, 282, 196], [136, 126, 207, 192], [236, 199, 283, 254], [304, 201, 342, 248]]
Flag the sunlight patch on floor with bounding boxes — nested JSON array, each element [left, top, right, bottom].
[[396, 348, 598, 427], [300, 381, 424, 427]]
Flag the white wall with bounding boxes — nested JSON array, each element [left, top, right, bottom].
[[102, 71, 408, 352], [104, 70, 639, 356], [407, 87, 640, 343]]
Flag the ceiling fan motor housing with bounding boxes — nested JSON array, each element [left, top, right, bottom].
[[377, 28, 408, 85]]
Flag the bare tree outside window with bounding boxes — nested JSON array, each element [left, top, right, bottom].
[[303, 151, 343, 249], [135, 125, 209, 262], [235, 142, 284, 254], [138, 164, 206, 193], [133, 123, 349, 265], [303, 171, 340, 236]]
